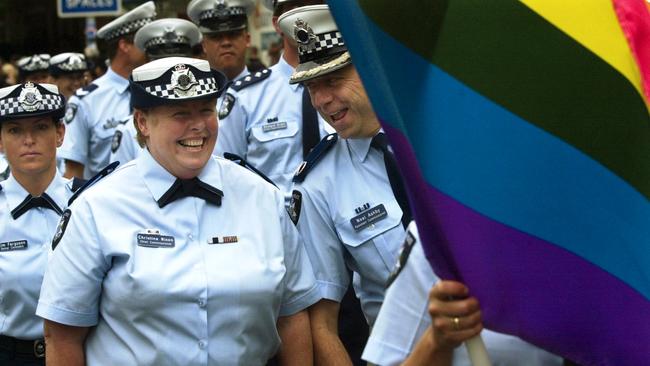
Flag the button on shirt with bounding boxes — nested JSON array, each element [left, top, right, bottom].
[[362, 223, 563, 366], [292, 136, 406, 325], [0, 172, 72, 339], [59, 67, 131, 178], [215, 57, 330, 202], [37, 150, 320, 365]]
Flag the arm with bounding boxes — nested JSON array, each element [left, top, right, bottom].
[[43, 320, 89, 366], [310, 299, 353, 366], [64, 160, 85, 179], [277, 310, 313, 366], [403, 281, 483, 366]]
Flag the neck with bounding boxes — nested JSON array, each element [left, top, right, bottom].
[[13, 166, 57, 196], [282, 38, 300, 68], [225, 65, 245, 81], [110, 56, 133, 80]]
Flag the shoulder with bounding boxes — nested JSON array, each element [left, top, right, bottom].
[[230, 68, 272, 92], [293, 133, 339, 184], [68, 161, 129, 206], [73, 83, 99, 99]]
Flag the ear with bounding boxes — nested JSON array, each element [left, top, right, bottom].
[[272, 16, 282, 35], [245, 32, 251, 48], [134, 109, 150, 137], [118, 38, 132, 54], [55, 121, 65, 147]]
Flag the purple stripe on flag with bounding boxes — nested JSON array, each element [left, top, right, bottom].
[[384, 122, 650, 365]]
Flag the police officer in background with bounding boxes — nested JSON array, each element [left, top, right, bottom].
[[109, 18, 202, 165], [279, 5, 410, 364], [37, 57, 319, 366], [187, 0, 255, 82], [214, 0, 329, 204], [0, 82, 77, 365], [59, 1, 155, 179], [48, 53, 88, 100], [16, 55, 50, 84]]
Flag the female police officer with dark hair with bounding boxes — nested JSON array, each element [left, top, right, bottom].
[[36, 57, 320, 366], [0, 82, 73, 365]]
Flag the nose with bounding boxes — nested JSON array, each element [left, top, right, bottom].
[[23, 130, 36, 146]]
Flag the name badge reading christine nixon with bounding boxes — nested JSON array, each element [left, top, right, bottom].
[[0, 240, 28, 252], [350, 204, 388, 232], [136, 233, 175, 248]]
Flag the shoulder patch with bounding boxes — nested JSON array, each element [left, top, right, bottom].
[[111, 130, 123, 153], [51, 209, 72, 250], [219, 93, 236, 119], [288, 190, 302, 225], [293, 133, 338, 183], [230, 69, 271, 92], [223, 152, 277, 188], [385, 229, 417, 288], [67, 161, 119, 206], [64, 103, 78, 124], [74, 83, 98, 99]]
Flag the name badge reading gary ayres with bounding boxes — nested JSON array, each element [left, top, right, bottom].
[[350, 204, 388, 232], [136, 232, 175, 248]]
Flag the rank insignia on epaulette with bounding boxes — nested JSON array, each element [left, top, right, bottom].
[[231, 69, 272, 92], [385, 229, 417, 288]]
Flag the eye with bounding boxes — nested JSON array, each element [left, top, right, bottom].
[[36, 123, 50, 130], [7, 127, 20, 134]]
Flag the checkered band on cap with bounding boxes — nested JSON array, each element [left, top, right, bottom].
[[0, 93, 63, 118], [144, 77, 218, 99], [200, 6, 246, 20], [299, 31, 346, 63], [18, 55, 50, 72], [102, 17, 155, 40], [144, 36, 191, 49]]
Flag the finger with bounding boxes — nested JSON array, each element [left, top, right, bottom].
[[429, 280, 469, 301], [429, 296, 481, 319], [432, 310, 482, 334]]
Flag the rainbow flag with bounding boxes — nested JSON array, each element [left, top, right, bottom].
[[328, 0, 650, 364]]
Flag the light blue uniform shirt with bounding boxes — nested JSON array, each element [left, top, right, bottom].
[[0, 172, 72, 339], [37, 150, 320, 365], [292, 136, 406, 325], [215, 57, 330, 201], [363, 222, 563, 366], [59, 67, 131, 178], [109, 68, 252, 166]]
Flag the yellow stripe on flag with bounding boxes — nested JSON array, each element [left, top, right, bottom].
[[520, 0, 645, 101]]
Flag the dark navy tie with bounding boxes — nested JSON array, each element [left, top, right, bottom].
[[371, 132, 413, 229], [157, 178, 223, 208], [302, 87, 321, 159], [11, 193, 63, 220]]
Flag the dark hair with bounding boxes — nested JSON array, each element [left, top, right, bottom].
[[102, 34, 136, 61]]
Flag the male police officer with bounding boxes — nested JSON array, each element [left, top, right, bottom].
[[279, 5, 411, 364], [109, 18, 202, 165], [214, 0, 328, 203], [59, 2, 155, 178], [187, 0, 254, 82]]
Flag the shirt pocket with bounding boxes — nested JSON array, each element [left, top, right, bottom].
[[250, 120, 299, 143], [334, 212, 402, 271]]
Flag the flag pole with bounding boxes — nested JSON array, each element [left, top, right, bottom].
[[465, 334, 492, 366]]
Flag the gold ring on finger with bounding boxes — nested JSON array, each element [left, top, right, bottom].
[[453, 316, 460, 330]]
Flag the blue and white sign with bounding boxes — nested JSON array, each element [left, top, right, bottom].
[[57, 0, 122, 18]]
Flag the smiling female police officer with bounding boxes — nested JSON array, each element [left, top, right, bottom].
[[0, 82, 73, 365], [36, 57, 319, 366]]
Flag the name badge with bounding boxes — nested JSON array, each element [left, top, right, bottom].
[[262, 122, 288, 132], [137, 233, 175, 248], [350, 204, 388, 231], [0, 240, 28, 252]]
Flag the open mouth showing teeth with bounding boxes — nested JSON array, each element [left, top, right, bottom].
[[178, 138, 205, 147], [330, 109, 347, 121]]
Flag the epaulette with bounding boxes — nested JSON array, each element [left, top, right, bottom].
[[69, 177, 88, 192], [67, 161, 119, 206], [223, 152, 278, 189], [293, 133, 338, 183], [230, 69, 271, 92], [74, 83, 99, 99]]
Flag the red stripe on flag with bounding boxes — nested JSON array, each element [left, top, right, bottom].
[[613, 0, 650, 104]]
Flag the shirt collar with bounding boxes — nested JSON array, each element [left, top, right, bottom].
[[105, 67, 130, 94], [233, 66, 250, 82], [137, 149, 224, 203], [2, 171, 69, 216], [277, 55, 300, 91]]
